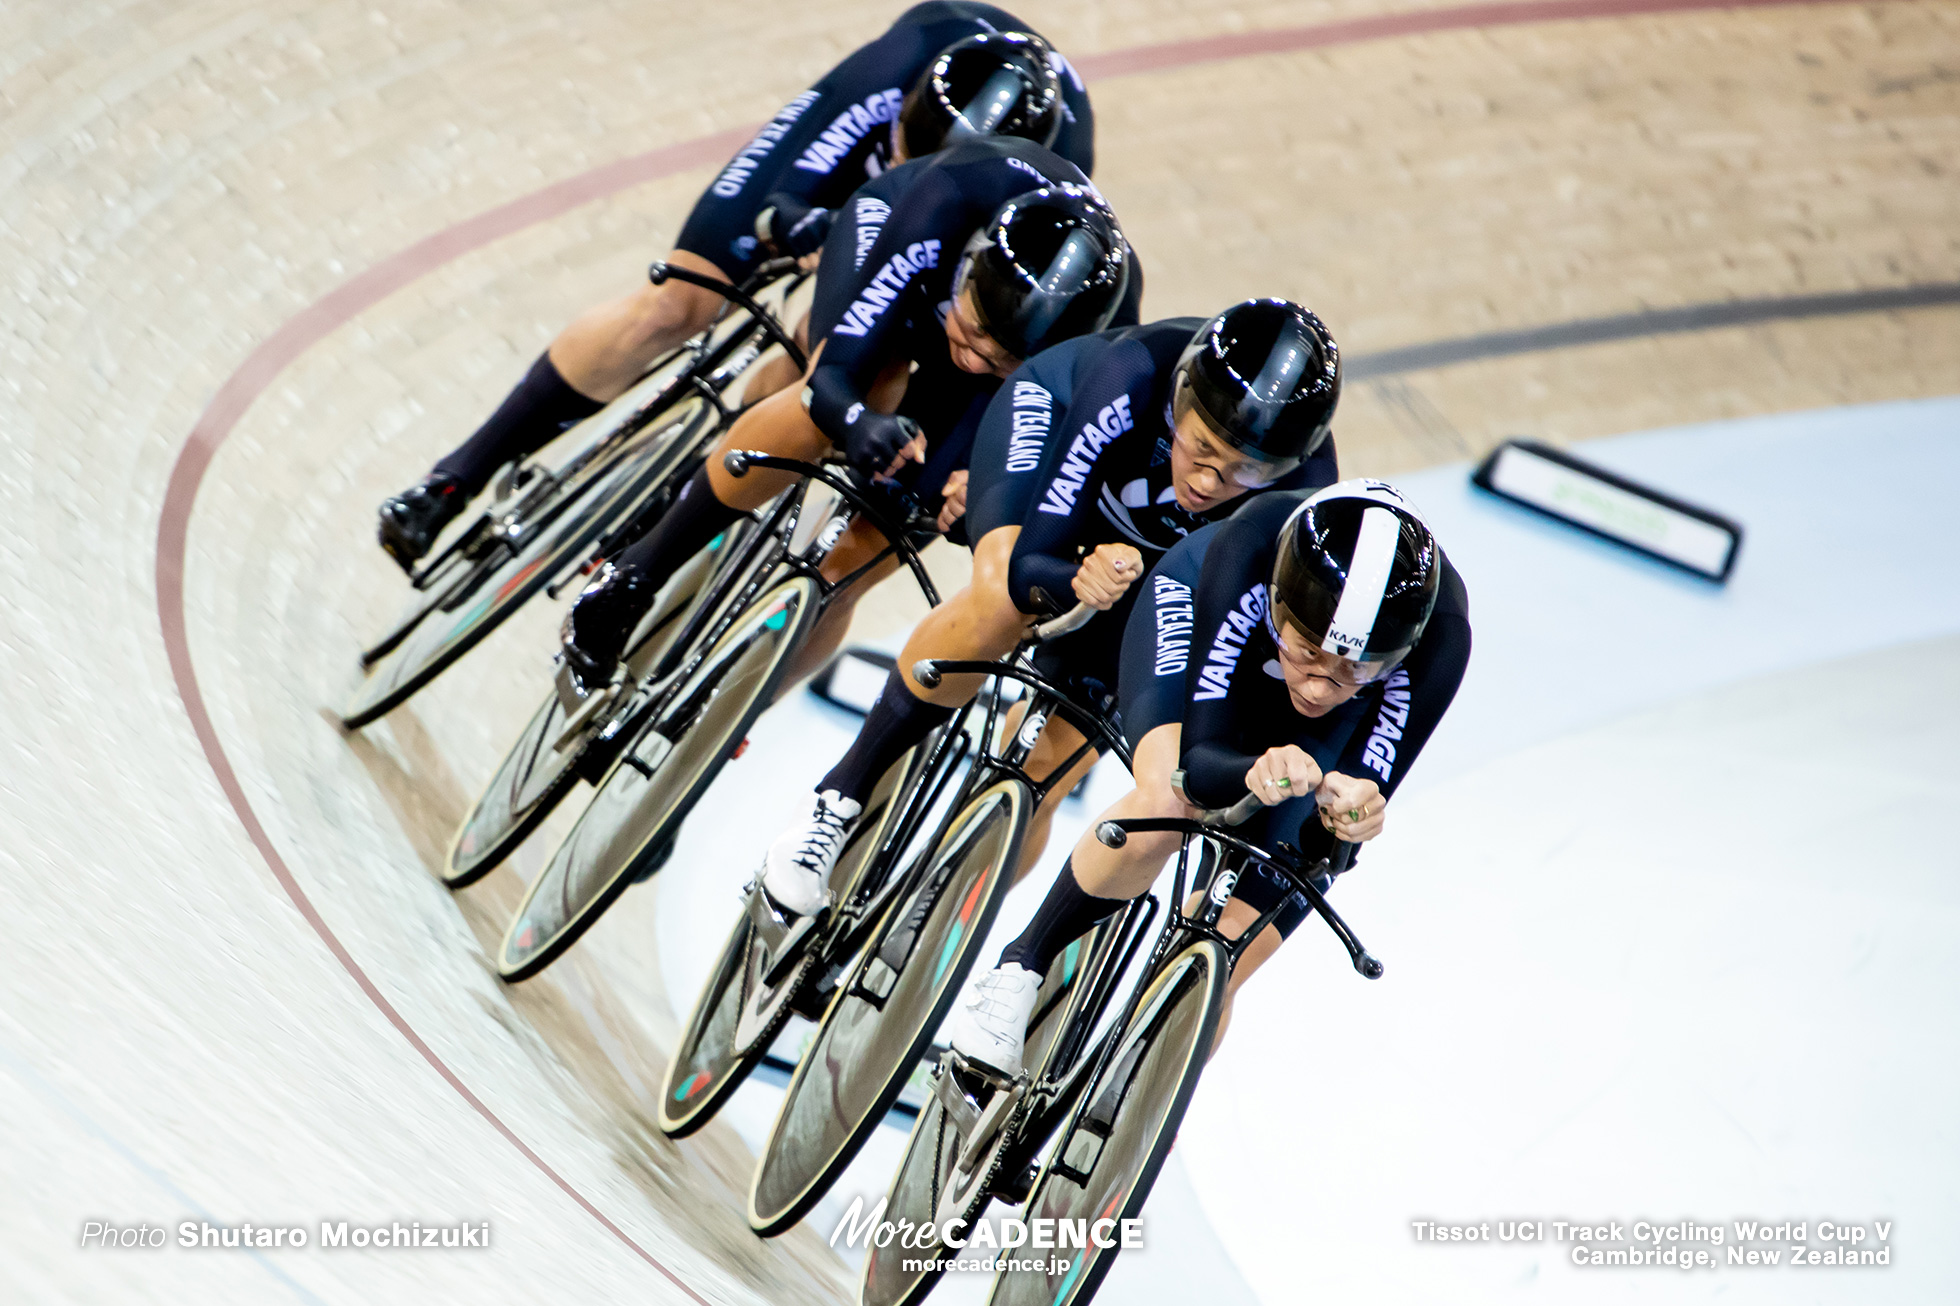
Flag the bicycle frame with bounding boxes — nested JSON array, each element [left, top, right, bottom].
[[990, 805, 1381, 1192], [581, 450, 943, 781], [408, 258, 809, 592], [814, 643, 1139, 1018]]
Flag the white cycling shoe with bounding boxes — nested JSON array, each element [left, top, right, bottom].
[[760, 789, 863, 918], [946, 963, 1044, 1079]]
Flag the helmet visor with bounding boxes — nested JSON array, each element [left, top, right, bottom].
[[1270, 593, 1408, 683], [1171, 374, 1302, 487]]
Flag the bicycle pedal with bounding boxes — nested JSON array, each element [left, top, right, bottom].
[[747, 887, 829, 987], [937, 1051, 1021, 1133], [551, 658, 591, 718], [553, 674, 625, 752]]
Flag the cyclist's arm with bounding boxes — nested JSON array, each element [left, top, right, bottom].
[[1006, 336, 1151, 613], [1328, 561, 1471, 800]]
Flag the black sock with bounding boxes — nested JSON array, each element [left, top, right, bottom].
[[610, 464, 740, 588], [434, 352, 603, 496], [818, 672, 954, 805], [999, 858, 1127, 978]]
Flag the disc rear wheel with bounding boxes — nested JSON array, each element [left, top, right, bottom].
[[657, 745, 926, 1138], [987, 939, 1227, 1306], [747, 779, 1029, 1237], [493, 576, 821, 981]]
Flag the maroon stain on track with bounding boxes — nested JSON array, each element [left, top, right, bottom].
[[152, 0, 1862, 1291]]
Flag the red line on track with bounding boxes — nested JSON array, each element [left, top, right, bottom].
[[151, 0, 1860, 1291]]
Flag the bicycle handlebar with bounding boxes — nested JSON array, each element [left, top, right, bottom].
[[648, 260, 807, 373], [1093, 802, 1379, 980], [721, 450, 941, 607], [907, 657, 1132, 765], [1031, 602, 1094, 644]]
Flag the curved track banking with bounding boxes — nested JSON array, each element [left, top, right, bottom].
[[29, 0, 1940, 1297]]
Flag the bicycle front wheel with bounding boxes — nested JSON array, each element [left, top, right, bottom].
[[442, 527, 734, 887], [860, 919, 1118, 1306], [494, 575, 822, 981], [987, 938, 1228, 1306], [657, 744, 928, 1139], [748, 778, 1029, 1237]]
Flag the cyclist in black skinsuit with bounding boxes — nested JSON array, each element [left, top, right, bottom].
[[948, 479, 1473, 1075], [553, 134, 1144, 702], [758, 301, 1345, 919], [376, 9, 1098, 571]]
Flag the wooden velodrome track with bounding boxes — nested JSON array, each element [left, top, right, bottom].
[[4, 1, 1955, 1301]]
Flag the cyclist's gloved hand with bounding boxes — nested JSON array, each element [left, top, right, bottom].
[[841, 409, 924, 477], [757, 195, 833, 259]]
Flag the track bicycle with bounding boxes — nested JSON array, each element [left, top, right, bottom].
[[489, 452, 944, 982], [860, 782, 1380, 1306], [339, 259, 807, 728], [737, 618, 1124, 1238]]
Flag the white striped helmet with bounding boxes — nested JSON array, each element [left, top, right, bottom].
[[1271, 480, 1440, 671]]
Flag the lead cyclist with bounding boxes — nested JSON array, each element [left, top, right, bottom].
[[948, 480, 1474, 1074], [375, 6, 1098, 571]]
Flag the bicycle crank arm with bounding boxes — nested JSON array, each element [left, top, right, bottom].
[[952, 1067, 1025, 1179]]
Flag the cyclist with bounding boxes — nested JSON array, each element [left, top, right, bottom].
[[758, 300, 1344, 919], [554, 146, 1141, 697], [376, 12, 1097, 571], [948, 479, 1473, 1074]]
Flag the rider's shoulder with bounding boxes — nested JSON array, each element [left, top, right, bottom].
[[1231, 487, 1318, 534], [1117, 316, 1204, 363], [929, 135, 1082, 188]]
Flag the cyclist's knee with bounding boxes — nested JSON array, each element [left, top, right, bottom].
[[622, 278, 721, 351], [969, 528, 1031, 643]]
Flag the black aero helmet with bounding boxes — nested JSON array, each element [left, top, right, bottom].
[[899, 32, 1063, 158], [951, 185, 1130, 360], [1272, 479, 1441, 672], [1173, 299, 1341, 470]]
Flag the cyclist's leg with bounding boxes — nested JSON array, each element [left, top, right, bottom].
[[804, 523, 1031, 812], [979, 524, 1210, 975], [562, 346, 906, 688], [945, 722, 1186, 1072], [549, 249, 733, 401], [376, 249, 735, 571]]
